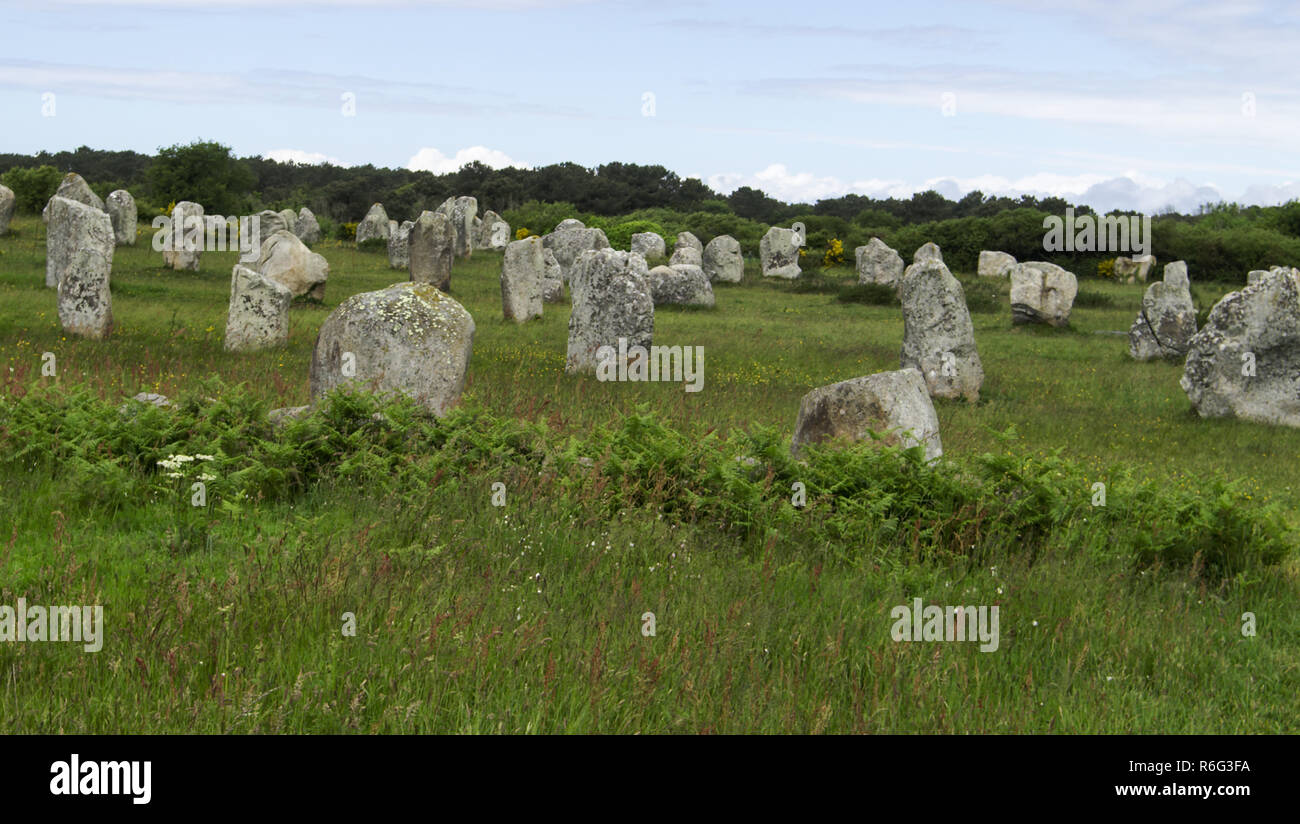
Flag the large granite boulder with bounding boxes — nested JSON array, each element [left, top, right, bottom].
[[760, 226, 801, 279], [913, 242, 943, 264], [565, 249, 654, 374], [355, 203, 390, 244], [647, 264, 715, 307], [50, 197, 115, 339], [631, 232, 666, 260], [409, 209, 455, 291], [542, 248, 565, 302], [670, 231, 703, 266], [43, 173, 104, 220], [501, 237, 545, 322], [294, 208, 322, 245], [1114, 254, 1157, 284], [703, 235, 743, 283], [790, 368, 942, 461], [899, 259, 983, 401], [1129, 260, 1197, 361], [256, 230, 329, 300], [434, 196, 477, 259], [554, 218, 585, 232], [106, 190, 137, 246], [1010, 261, 1077, 327], [277, 208, 298, 233], [224, 264, 292, 352], [543, 226, 611, 282], [978, 250, 1015, 278], [310, 282, 475, 417], [477, 210, 509, 250], [855, 238, 904, 288], [1180, 269, 1300, 427]]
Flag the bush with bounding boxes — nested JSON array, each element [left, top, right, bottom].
[[0, 165, 63, 213], [1097, 258, 1116, 279], [605, 219, 665, 251], [502, 200, 579, 236], [336, 222, 358, 242]]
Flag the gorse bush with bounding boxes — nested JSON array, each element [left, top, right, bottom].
[[0, 383, 1290, 580]]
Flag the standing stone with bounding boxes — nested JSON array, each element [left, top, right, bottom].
[[760, 226, 801, 279], [477, 210, 510, 250], [543, 226, 611, 282], [435, 196, 477, 259], [702, 235, 743, 283], [899, 259, 983, 401], [978, 250, 1016, 278], [388, 220, 415, 269], [256, 210, 288, 243], [356, 203, 390, 244], [501, 237, 545, 322], [1246, 269, 1270, 286], [1010, 261, 1078, 327], [1129, 260, 1197, 361], [790, 368, 942, 461], [51, 197, 114, 339], [224, 264, 291, 352], [631, 232, 666, 260], [0, 184, 14, 235], [647, 264, 715, 307], [1115, 254, 1157, 284], [565, 249, 654, 374], [257, 230, 329, 300], [472, 216, 483, 248], [310, 283, 475, 417], [409, 209, 455, 291], [162, 201, 204, 272], [294, 207, 321, 244], [913, 242, 943, 264], [106, 190, 137, 246], [855, 238, 904, 287], [554, 218, 585, 232], [670, 231, 703, 266], [542, 248, 565, 302], [43, 173, 104, 221], [278, 209, 298, 233], [1180, 269, 1300, 427]]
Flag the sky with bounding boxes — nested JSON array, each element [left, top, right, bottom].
[[2, 0, 1299, 213]]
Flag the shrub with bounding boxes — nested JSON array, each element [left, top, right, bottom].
[[0, 165, 63, 213], [822, 238, 845, 268], [336, 222, 357, 242], [1097, 258, 1116, 279]]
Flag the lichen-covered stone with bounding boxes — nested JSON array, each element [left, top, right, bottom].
[[791, 368, 942, 460], [1010, 261, 1077, 326], [566, 249, 654, 374], [256, 230, 328, 300], [409, 210, 455, 292], [501, 237, 545, 322], [647, 264, 715, 307], [224, 264, 291, 352], [760, 226, 801, 279], [899, 259, 983, 401], [106, 190, 137, 246], [51, 196, 115, 339], [356, 203, 390, 244], [856, 238, 904, 287]]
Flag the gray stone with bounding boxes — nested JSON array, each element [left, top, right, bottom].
[[1114, 254, 1156, 284], [543, 226, 611, 282], [913, 242, 943, 264], [978, 250, 1016, 278], [790, 368, 942, 461], [43, 173, 104, 221], [501, 237, 545, 322], [631, 232, 666, 260], [669, 244, 702, 267], [51, 196, 114, 339], [478, 210, 509, 250], [554, 218, 585, 232], [1180, 269, 1300, 427], [647, 264, 715, 307], [0, 184, 14, 235], [542, 277, 565, 303], [106, 190, 137, 246], [310, 282, 475, 417], [760, 226, 801, 279], [278, 209, 298, 233], [1010, 261, 1077, 326], [899, 259, 983, 401], [855, 238, 904, 287], [565, 249, 654, 374], [294, 208, 321, 244], [356, 203, 390, 244], [224, 263, 292, 352], [256, 230, 328, 300], [408, 209, 455, 292], [256, 209, 289, 242], [162, 201, 204, 272], [268, 405, 310, 429], [435, 196, 477, 259], [1129, 260, 1197, 361], [702, 235, 743, 283], [388, 219, 415, 269]]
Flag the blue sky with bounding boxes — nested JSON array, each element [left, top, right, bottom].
[[3, 0, 1299, 212]]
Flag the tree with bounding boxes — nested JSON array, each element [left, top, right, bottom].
[[146, 141, 255, 215]]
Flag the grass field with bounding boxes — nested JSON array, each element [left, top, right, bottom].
[[1, 216, 1296, 733]]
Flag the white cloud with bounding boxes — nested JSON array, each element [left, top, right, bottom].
[[706, 163, 1300, 213], [406, 145, 526, 174], [263, 148, 347, 166]]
